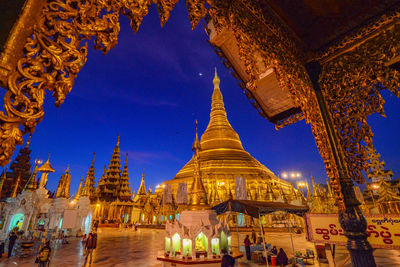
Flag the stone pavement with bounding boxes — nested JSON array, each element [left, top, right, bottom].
[[0, 228, 398, 266]]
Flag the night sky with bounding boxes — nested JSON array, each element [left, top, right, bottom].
[[6, 2, 400, 195]]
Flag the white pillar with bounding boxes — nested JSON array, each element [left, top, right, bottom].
[[192, 238, 196, 257]]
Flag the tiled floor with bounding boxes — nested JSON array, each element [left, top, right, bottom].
[[0, 228, 399, 267]]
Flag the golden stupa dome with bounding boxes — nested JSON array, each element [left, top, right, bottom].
[[166, 69, 289, 198]]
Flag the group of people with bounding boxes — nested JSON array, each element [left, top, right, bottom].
[[244, 232, 289, 267]]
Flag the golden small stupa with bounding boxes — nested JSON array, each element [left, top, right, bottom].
[[165, 69, 292, 200]]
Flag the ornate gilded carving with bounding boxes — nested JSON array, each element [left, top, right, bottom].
[[320, 22, 400, 185], [0, 0, 192, 166], [185, 0, 207, 30], [207, 0, 343, 208], [314, 5, 400, 62]]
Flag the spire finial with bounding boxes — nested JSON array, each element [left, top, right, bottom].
[[117, 133, 120, 146], [125, 153, 128, 166], [66, 164, 70, 173], [213, 67, 220, 88], [91, 152, 95, 166], [47, 153, 51, 161], [25, 134, 32, 148]]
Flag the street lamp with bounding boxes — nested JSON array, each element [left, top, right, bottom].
[[281, 172, 301, 179]]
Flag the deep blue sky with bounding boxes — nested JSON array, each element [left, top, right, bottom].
[[5, 3, 400, 195]]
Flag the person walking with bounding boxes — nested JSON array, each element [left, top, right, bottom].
[[83, 232, 97, 266], [37, 241, 51, 267], [251, 229, 257, 244], [7, 231, 18, 258], [244, 234, 251, 261]]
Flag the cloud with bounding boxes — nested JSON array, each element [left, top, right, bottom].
[[122, 150, 181, 164]]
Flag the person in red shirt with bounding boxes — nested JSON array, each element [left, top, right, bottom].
[[244, 235, 251, 260]]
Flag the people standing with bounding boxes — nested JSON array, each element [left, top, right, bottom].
[[37, 241, 51, 267], [83, 232, 97, 266], [251, 229, 257, 244], [244, 234, 251, 261], [7, 231, 18, 258]]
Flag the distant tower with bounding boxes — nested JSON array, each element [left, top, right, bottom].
[[83, 153, 96, 201], [117, 153, 132, 201], [133, 171, 147, 203], [1, 135, 32, 198], [56, 166, 71, 198], [11, 173, 22, 198], [97, 134, 122, 202], [24, 159, 40, 192], [188, 120, 208, 210], [74, 177, 84, 200], [137, 171, 147, 196], [366, 146, 393, 183]]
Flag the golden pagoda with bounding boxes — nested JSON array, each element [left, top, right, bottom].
[[376, 179, 400, 214], [83, 153, 96, 201], [74, 177, 84, 200], [24, 160, 40, 191], [97, 134, 122, 202], [55, 166, 71, 198], [117, 153, 132, 201], [11, 173, 21, 198], [164, 69, 292, 202], [188, 120, 209, 210], [37, 157, 55, 189]]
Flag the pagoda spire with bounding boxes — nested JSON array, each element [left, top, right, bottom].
[[56, 166, 71, 198], [137, 171, 147, 196], [75, 177, 84, 200], [200, 68, 244, 153], [366, 145, 393, 183], [311, 176, 319, 197], [148, 185, 152, 195], [25, 134, 32, 148], [82, 153, 96, 200], [97, 134, 122, 202], [326, 178, 334, 198], [2, 136, 33, 197], [118, 153, 132, 201], [11, 173, 21, 198], [189, 120, 208, 210], [24, 160, 39, 191]]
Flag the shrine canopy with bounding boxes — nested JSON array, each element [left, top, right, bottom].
[[212, 199, 309, 218]]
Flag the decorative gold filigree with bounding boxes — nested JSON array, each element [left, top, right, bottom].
[[314, 5, 400, 62], [208, 0, 343, 208], [320, 23, 400, 185], [1, 0, 192, 166], [185, 0, 207, 30]]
